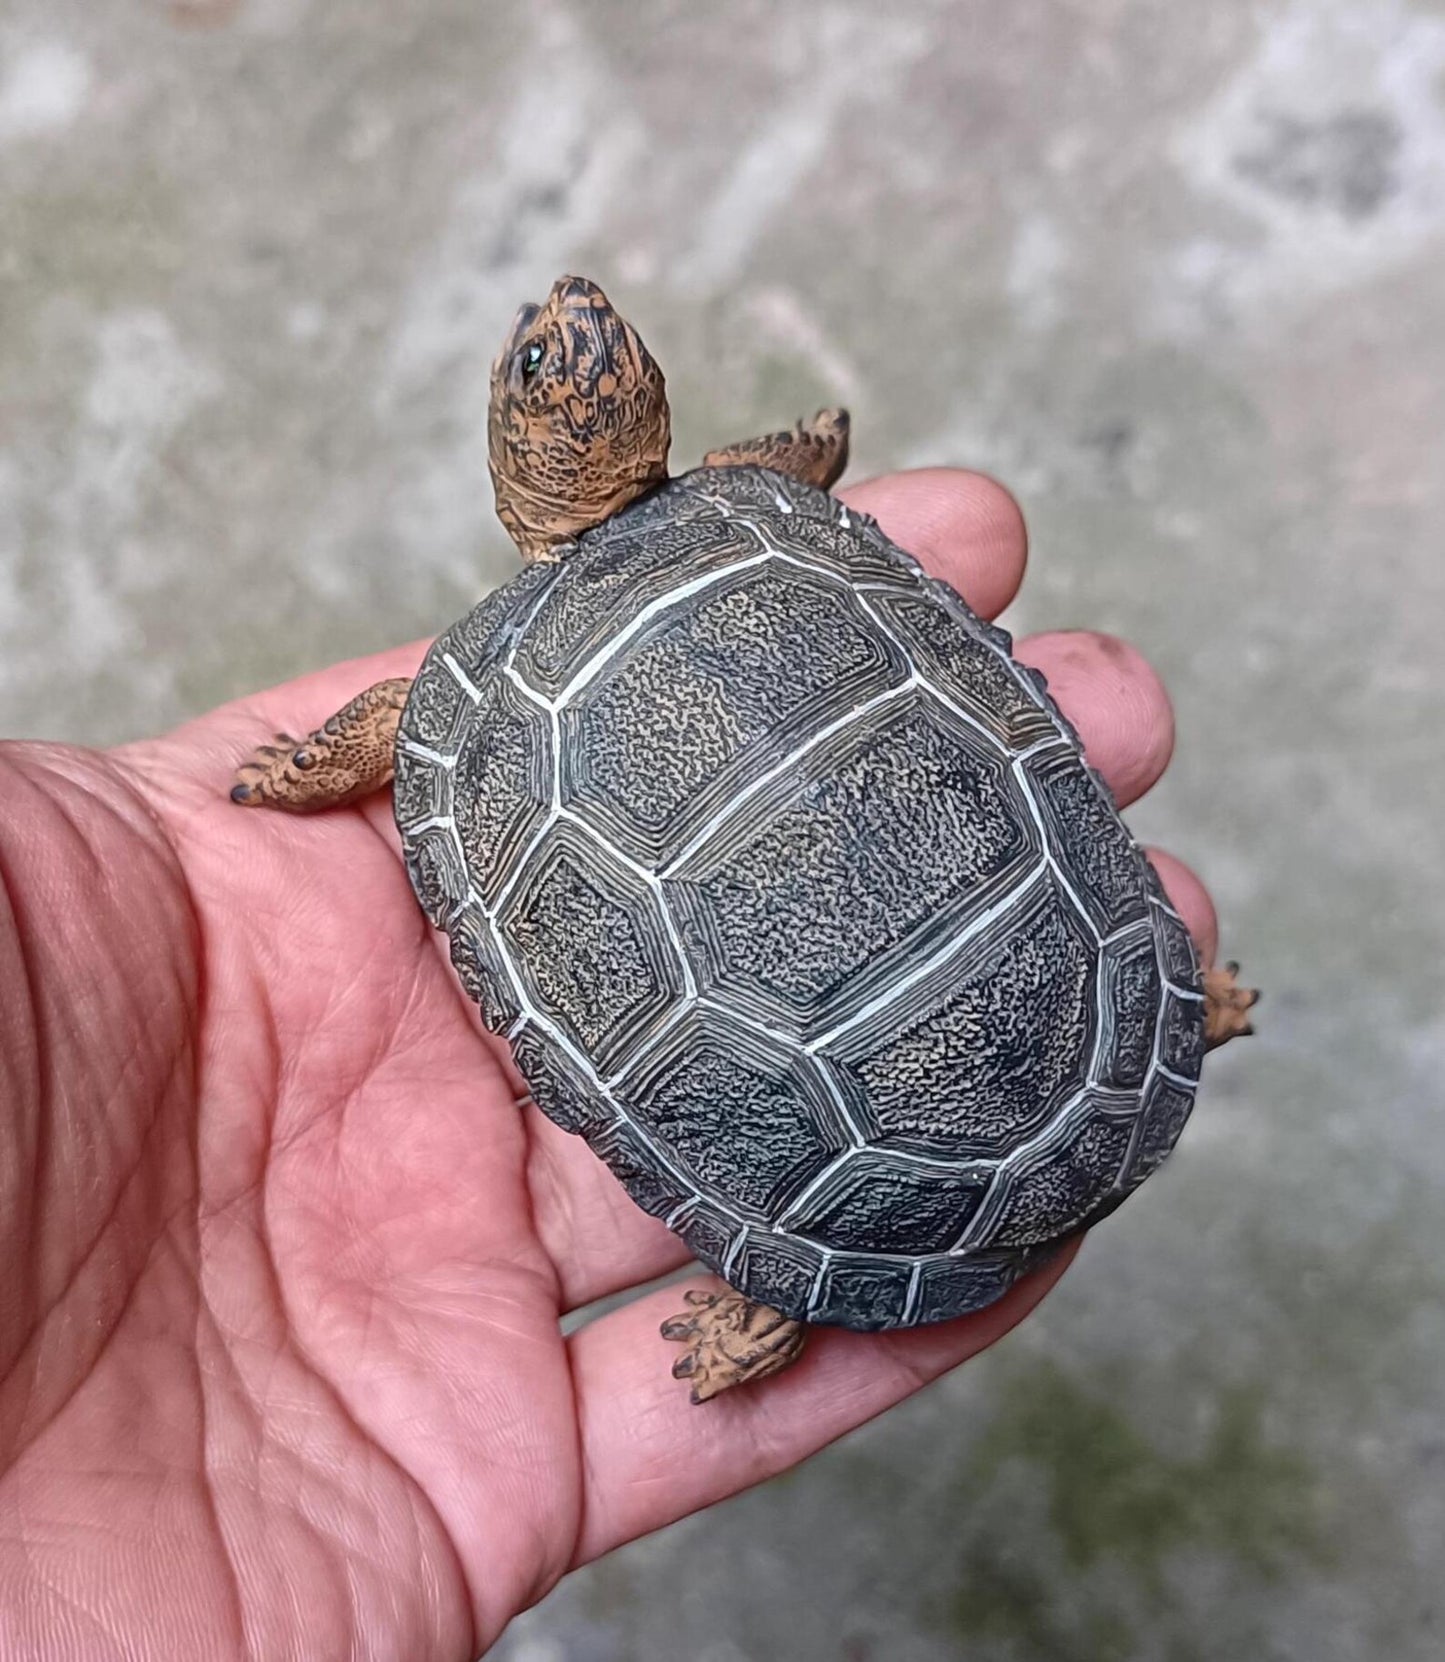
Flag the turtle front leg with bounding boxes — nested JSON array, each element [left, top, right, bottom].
[[703, 407, 850, 490], [1204, 960, 1259, 1049], [661, 1288, 808, 1404], [230, 677, 412, 812]]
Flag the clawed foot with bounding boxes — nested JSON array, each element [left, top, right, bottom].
[[227, 734, 332, 811], [230, 733, 313, 808], [228, 677, 411, 813], [1204, 960, 1259, 1049], [660, 1288, 807, 1404]]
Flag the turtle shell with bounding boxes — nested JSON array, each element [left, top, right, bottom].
[[394, 466, 1204, 1330]]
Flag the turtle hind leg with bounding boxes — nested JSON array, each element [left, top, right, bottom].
[[661, 1288, 808, 1404], [1204, 960, 1259, 1050], [703, 408, 850, 490], [230, 676, 412, 812]]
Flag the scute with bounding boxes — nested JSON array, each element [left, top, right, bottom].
[[787, 1150, 990, 1254], [1153, 897, 1200, 988], [1024, 746, 1152, 937], [497, 820, 683, 1074], [734, 1232, 824, 1319], [1158, 988, 1205, 1081], [511, 1024, 612, 1138], [563, 563, 904, 865], [622, 1011, 850, 1216], [396, 467, 1202, 1332], [591, 1120, 694, 1220], [810, 1256, 914, 1329], [1096, 927, 1161, 1090], [1124, 1074, 1195, 1188], [829, 873, 1096, 1160], [914, 1251, 1036, 1325], [865, 588, 1059, 751], [986, 1098, 1135, 1248], [448, 910, 521, 1034], [667, 692, 1034, 1031], [452, 680, 551, 908]]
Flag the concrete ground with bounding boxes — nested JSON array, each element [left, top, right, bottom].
[[3, 0, 1443, 1657]]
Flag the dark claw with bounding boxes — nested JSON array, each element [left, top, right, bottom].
[[670, 1353, 697, 1379], [683, 1288, 715, 1308], [230, 782, 253, 803], [659, 1317, 696, 1341]]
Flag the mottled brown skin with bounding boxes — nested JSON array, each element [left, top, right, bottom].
[[488, 275, 673, 563], [1203, 960, 1259, 1047], [226, 273, 1252, 1404], [230, 678, 411, 810], [660, 1288, 809, 1404], [704, 407, 850, 490]]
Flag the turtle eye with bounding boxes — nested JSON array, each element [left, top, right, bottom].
[[520, 341, 545, 383]]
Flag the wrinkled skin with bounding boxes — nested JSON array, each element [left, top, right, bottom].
[[0, 470, 1219, 1661]]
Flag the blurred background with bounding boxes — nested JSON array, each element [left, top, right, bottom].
[[2, 0, 1442, 1656]]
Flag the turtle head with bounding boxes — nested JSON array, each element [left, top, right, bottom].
[[488, 275, 671, 562]]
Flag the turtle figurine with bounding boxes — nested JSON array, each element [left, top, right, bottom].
[[231, 275, 1256, 1403]]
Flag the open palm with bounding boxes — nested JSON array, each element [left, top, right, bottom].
[[0, 471, 1218, 1660]]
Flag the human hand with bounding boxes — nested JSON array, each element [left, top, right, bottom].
[[0, 469, 1219, 1660]]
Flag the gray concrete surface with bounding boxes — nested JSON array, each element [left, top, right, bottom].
[[3, 0, 1443, 1657]]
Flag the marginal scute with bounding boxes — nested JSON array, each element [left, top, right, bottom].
[[770, 510, 923, 590], [406, 828, 467, 928], [392, 749, 443, 829], [1124, 1075, 1195, 1188], [676, 1202, 737, 1277], [1023, 747, 1150, 937], [682, 463, 845, 526], [511, 1024, 613, 1138], [590, 1121, 693, 1220], [810, 1256, 914, 1330], [395, 467, 1196, 1333], [448, 909, 520, 1033], [914, 1251, 1034, 1325], [1154, 901, 1201, 990], [404, 660, 470, 751], [735, 1232, 825, 1323], [1096, 929, 1161, 1090], [452, 680, 552, 907], [1159, 988, 1205, 1081]]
